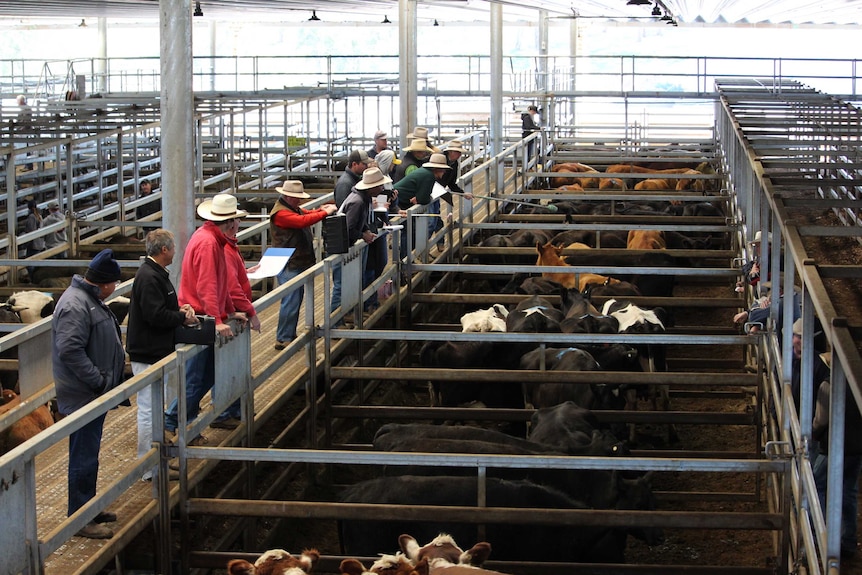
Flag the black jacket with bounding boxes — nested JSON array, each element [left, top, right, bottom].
[[522, 112, 540, 138], [126, 257, 187, 364]]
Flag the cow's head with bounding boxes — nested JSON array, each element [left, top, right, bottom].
[[228, 549, 319, 575], [399, 533, 490, 571], [340, 553, 428, 575]]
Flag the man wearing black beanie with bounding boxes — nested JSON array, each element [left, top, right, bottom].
[[52, 248, 126, 539]]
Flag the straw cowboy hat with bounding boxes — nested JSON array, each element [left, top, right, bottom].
[[196, 193, 248, 221], [276, 180, 311, 199], [402, 138, 433, 154], [422, 153, 451, 170], [446, 140, 465, 153], [355, 167, 392, 190]]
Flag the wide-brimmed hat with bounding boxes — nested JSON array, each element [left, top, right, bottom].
[[403, 138, 432, 154], [423, 153, 451, 170], [412, 127, 430, 140], [276, 180, 311, 199], [355, 167, 392, 191], [750, 231, 773, 244], [446, 140, 465, 153], [196, 193, 248, 221]]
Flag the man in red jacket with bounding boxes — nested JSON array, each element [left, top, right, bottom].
[[270, 181, 337, 350], [164, 194, 248, 443]]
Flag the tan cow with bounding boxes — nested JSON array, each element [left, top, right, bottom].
[[535, 242, 620, 291], [627, 230, 666, 250], [0, 389, 55, 454]]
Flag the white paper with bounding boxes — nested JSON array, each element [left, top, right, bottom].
[[431, 182, 449, 200], [246, 247, 295, 279]]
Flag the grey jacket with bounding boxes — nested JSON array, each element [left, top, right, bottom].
[[52, 275, 126, 414]]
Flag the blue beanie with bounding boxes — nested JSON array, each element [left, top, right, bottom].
[[85, 249, 122, 284]]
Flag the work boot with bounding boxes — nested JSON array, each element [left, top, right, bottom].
[[93, 511, 117, 524], [76, 522, 113, 539]]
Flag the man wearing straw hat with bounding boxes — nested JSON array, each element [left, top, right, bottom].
[[392, 138, 432, 184], [331, 167, 387, 324], [164, 193, 248, 445], [270, 181, 337, 350]]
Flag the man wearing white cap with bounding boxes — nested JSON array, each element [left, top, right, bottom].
[[164, 193, 247, 444], [331, 167, 387, 323], [270, 181, 337, 350]]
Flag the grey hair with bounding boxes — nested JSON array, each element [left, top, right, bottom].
[[145, 228, 175, 256]]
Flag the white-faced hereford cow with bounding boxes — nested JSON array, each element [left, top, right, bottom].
[[227, 549, 319, 575]]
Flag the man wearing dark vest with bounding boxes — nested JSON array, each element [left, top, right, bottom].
[[270, 181, 337, 350]]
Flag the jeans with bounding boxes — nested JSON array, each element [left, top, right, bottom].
[[164, 346, 214, 432], [276, 267, 304, 342], [133, 361, 159, 479], [813, 452, 862, 552], [68, 412, 107, 516]]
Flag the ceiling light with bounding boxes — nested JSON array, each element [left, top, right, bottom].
[[660, 12, 672, 21], [78, 18, 87, 27], [382, 15, 391, 24], [309, 10, 321, 21], [651, 4, 661, 16], [433, 19, 439, 26], [627, 0, 652, 5], [193, 1, 203, 17]]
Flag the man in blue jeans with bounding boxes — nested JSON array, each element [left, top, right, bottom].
[[270, 181, 337, 349], [331, 167, 388, 324], [52, 249, 126, 539], [164, 194, 247, 443]]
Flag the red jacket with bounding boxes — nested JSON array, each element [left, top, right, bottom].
[[178, 221, 235, 322], [225, 236, 256, 318]]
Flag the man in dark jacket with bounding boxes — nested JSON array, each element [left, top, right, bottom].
[[335, 149, 372, 207], [126, 229, 197, 481], [392, 138, 432, 183], [331, 167, 386, 322], [270, 181, 337, 349], [52, 249, 126, 539], [521, 104, 541, 163]]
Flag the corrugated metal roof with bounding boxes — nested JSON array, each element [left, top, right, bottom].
[[1, 0, 862, 26]]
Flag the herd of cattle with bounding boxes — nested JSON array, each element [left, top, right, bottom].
[[325, 159, 731, 567]]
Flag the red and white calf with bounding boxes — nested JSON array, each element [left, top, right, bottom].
[[227, 549, 319, 575], [399, 534, 508, 575], [340, 553, 428, 575]]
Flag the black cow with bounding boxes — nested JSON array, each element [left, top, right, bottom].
[[418, 340, 524, 419], [559, 288, 619, 334], [519, 347, 599, 410], [564, 250, 678, 298], [505, 295, 563, 334], [339, 476, 637, 564]]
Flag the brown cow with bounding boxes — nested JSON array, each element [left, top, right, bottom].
[[228, 549, 319, 575], [550, 162, 599, 189], [633, 178, 673, 191], [535, 242, 619, 291], [600, 165, 698, 190], [0, 389, 54, 454], [626, 230, 666, 250]]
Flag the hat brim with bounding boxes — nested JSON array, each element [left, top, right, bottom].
[[422, 162, 451, 170], [403, 144, 432, 154], [277, 188, 311, 199], [356, 175, 392, 190], [196, 200, 249, 221]]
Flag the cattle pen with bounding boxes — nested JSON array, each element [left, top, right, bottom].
[[1, 76, 861, 575]]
